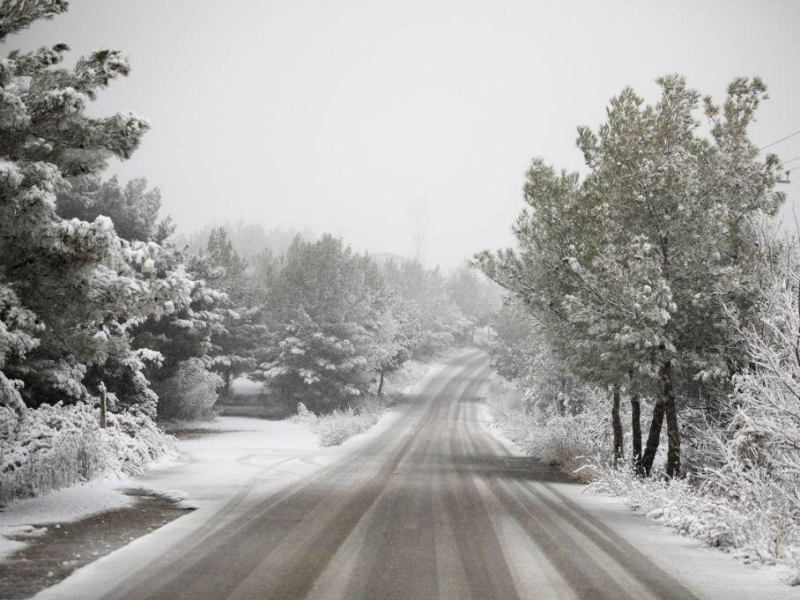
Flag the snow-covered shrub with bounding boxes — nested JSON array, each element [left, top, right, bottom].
[[589, 461, 800, 577], [416, 331, 456, 358], [292, 395, 385, 447], [156, 358, 223, 420], [485, 374, 608, 480], [0, 402, 172, 503], [581, 269, 800, 579]]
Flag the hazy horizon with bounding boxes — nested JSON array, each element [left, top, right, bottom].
[[6, 0, 800, 267]]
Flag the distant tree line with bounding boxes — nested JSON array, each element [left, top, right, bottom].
[[0, 2, 499, 424]]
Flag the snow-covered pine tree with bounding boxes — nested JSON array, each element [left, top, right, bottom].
[[57, 175, 175, 243], [446, 263, 501, 343], [257, 235, 385, 413], [202, 227, 264, 397], [0, 1, 184, 416], [381, 259, 467, 356], [478, 76, 784, 477]]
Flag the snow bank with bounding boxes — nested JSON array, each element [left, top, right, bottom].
[[481, 373, 607, 480], [482, 373, 800, 588], [292, 399, 384, 447], [0, 403, 172, 504], [480, 398, 800, 597], [588, 465, 800, 584]]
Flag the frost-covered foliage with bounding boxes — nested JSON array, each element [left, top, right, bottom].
[[478, 75, 785, 478], [0, 402, 171, 503], [155, 358, 223, 420], [715, 257, 800, 512], [485, 239, 800, 577], [256, 236, 381, 413], [589, 465, 800, 579], [604, 250, 800, 577], [585, 243, 800, 577], [57, 175, 175, 243], [446, 264, 501, 342], [292, 396, 384, 447], [201, 228, 264, 396], [255, 235, 446, 414], [0, 2, 194, 416], [485, 374, 608, 480], [0, 3, 228, 502], [382, 259, 468, 356]]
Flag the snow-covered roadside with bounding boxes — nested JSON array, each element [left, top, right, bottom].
[[477, 402, 800, 599], [25, 355, 454, 600], [1, 352, 459, 565], [0, 416, 329, 563]]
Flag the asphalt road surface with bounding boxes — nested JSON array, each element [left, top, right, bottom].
[[101, 349, 699, 600]]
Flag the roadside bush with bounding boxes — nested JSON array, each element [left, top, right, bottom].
[[484, 374, 608, 480], [293, 395, 385, 447], [589, 462, 800, 577], [0, 403, 172, 503], [156, 358, 223, 421]]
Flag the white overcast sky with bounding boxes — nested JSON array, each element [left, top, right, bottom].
[[7, 0, 800, 267]]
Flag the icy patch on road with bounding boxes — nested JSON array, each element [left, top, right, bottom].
[[0, 529, 29, 560], [0, 477, 135, 560]]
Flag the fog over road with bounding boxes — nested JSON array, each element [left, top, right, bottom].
[[98, 350, 699, 600]]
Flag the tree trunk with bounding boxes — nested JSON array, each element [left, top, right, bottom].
[[630, 394, 642, 473], [612, 384, 624, 465], [661, 360, 681, 478], [99, 382, 107, 429], [377, 370, 385, 396], [641, 399, 665, 476], [225, 370, 233, 398]]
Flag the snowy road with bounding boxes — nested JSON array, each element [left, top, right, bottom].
[[31, 350, 787, 599]]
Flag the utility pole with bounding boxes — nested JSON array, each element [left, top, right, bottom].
[[413, 215, 425, 265], [410, 191, 428, 265]]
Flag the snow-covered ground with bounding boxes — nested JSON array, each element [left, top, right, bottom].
[[0, 414, 383, 563], [478, 402, 800, 599], [0, 353, 455, 563], [0, 355, 453, 600], [12, 412, 396, 600]]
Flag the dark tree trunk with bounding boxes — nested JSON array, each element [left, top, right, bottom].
[[225, 370, 233, 398], [377, 370, 385, 396], [612, 385, 624, 465], [630, 394, 642, 474], [661, 360, 681, 478], [641, 399, 665, 476]]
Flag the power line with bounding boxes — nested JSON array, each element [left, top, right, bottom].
[[760, 128, 800, 151], [782, 155, 800, 165]]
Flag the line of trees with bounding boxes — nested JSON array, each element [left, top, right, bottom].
[[477, 75, 787, 478], [0, 2, 500, 428]]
